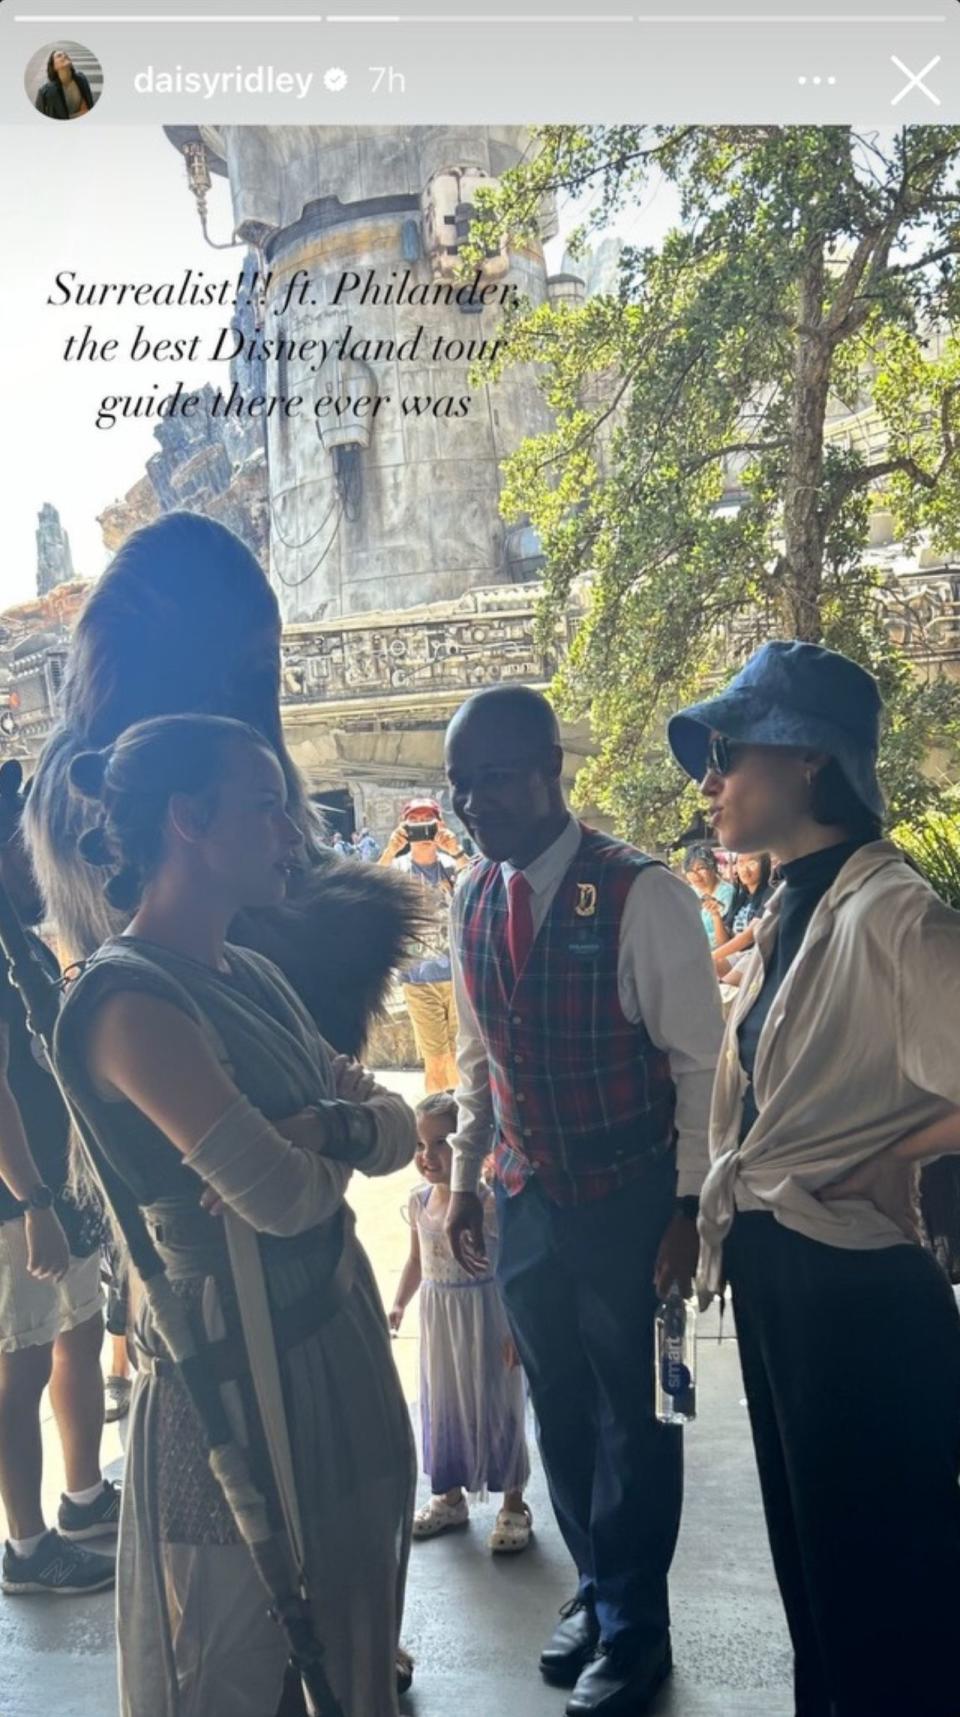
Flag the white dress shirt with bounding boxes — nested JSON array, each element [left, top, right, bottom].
[[449, 816, 724, 1198]]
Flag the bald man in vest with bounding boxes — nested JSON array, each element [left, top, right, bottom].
[[445, 687, 723, 1717]]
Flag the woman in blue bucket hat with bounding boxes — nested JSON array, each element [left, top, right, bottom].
[[668, 640, 960, 1717]]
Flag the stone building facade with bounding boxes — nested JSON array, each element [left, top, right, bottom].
[[164, 125, 558, 623]]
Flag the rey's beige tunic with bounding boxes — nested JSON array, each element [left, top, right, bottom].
[[54, 937, 417, 1717]]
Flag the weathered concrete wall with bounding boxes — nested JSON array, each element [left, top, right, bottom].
[[191, 127, 554, 622]]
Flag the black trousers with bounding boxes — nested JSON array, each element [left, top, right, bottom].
[[495, 1158, 681, 1654], [726, 1212, 960, 1717]]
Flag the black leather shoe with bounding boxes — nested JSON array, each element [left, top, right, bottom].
[[565, 1639, 673, 1715], [396, 1647, 414, 1698], [539, 1597, 601, 1687]]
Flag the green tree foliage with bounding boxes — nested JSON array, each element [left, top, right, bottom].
[[895, 800, 960, 910], [466, 126, 960, 845]]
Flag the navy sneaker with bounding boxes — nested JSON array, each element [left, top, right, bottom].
[[2, 1530, 115, 1595], [57, 1478, 121, 1542]]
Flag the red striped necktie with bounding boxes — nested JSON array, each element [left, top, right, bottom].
[[506, 870, 534, 983]]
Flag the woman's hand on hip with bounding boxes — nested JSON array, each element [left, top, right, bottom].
[[819, 1151, 923, 1244]]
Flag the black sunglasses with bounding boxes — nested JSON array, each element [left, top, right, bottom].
[[705, 735, 744, 777]]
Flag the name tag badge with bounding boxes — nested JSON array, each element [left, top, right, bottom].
[[569, 937, 601, 959], [570, 880, 600, 957]]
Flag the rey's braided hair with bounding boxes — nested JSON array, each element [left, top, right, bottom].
[[70, 714, 272, 913]]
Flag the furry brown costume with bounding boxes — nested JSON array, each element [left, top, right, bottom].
[[25, 513, 423, 1054]]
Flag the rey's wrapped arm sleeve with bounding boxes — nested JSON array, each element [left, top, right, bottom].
[[184, 1095, 353, 1237], [184, 1084, 417, 1236], [354, 1083, 418, 1177]]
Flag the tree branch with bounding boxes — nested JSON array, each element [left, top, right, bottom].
[[820, 390, 960, 528], [888, 242, 960, 278]]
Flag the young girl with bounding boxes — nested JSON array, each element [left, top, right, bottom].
[[390, 1094, 531, 1553]]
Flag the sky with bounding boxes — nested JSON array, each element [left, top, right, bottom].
[[4, 125, 237, 607], [2, 124, 680, 612]]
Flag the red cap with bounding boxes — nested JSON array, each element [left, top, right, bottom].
[[402, 797, 441, 823]]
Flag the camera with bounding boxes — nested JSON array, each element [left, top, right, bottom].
[[402, 819, 438, 843]]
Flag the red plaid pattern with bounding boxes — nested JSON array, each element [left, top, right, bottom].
[[452, 825, 677, 1206]]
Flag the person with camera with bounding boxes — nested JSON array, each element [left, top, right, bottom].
[[380, 798, 470, 1092]]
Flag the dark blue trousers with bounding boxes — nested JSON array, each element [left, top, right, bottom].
[[495, 1157, 682, 1653]]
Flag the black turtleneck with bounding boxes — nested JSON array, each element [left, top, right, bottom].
[[737, 841, 866, 1142]]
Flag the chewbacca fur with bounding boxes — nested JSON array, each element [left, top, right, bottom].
[[24, 514, 427, 1054], [27, 727, 427, 1053]]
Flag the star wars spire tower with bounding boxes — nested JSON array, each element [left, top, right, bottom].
[[166, 126, 556, 623]]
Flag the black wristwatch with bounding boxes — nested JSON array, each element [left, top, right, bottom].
[[676, 1196, 700, 1222], [19, 1183, 54, 1213]]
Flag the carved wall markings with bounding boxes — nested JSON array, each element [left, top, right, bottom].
[[280, 596, 573, 706], [0, 568, 957, 769]]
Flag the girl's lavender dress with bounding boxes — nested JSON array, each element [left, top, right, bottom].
[[411, 1186, 530, 1496]]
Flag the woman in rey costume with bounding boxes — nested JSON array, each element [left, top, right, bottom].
[[52, 713, 418, 1717]]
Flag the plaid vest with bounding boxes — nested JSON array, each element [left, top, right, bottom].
[[454, 824, 677, 1205]]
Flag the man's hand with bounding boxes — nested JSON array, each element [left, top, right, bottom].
[[445, 1190, 488, 1277], [24, 1208, 70, 1282], [819, 1151, 922, 1244], [654, 1210, 700, 1301], [503, 1335, 521, 1371], [380, 825, 408, 864], [434, 824, 463, 859]]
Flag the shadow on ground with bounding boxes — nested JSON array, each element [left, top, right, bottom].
[[0, 1082, 793, 1717]]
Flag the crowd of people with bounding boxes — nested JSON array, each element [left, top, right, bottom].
[[0, 513, 958, 1717], [680, 845, 776, 990], [325, 825, 382, 863]]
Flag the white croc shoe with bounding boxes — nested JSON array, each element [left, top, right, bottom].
[[412, 1495, 470, 1540], [489, 1503, 533, 1554]]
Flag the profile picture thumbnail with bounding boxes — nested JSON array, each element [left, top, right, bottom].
[[25, 41, 103, 121]]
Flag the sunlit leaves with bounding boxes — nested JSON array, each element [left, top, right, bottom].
[[471, 125, 960, 845]]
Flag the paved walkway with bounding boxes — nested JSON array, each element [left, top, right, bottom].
[[0, 1072, 793, 1717]]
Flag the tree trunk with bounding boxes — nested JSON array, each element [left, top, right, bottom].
[[781, 245, 831, 643]]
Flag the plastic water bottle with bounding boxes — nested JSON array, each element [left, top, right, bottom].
[[655, 1284, 697, 1424]]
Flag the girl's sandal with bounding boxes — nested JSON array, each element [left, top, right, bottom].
[[412, 1495, 469, 1539], [489, 1502, 533, 1554]]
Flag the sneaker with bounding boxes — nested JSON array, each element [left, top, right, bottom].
[[104, 1374, 132, 1423], [57, 1479, 121, 1542], [411, 1495, 469, 1540], [2, 1530, 115, 1596]]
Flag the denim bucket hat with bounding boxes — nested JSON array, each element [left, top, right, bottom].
[[667, 640, 885, 820]]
